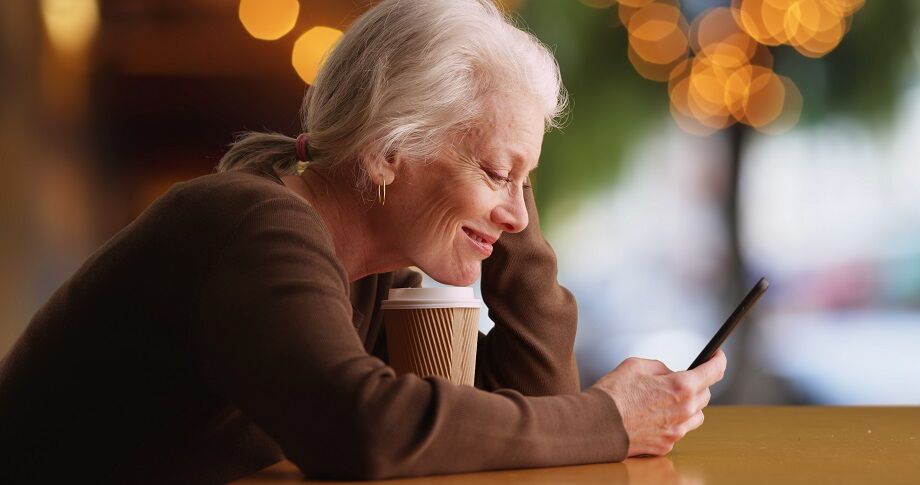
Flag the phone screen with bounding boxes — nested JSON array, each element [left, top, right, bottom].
[[687, 277, 769, 370]]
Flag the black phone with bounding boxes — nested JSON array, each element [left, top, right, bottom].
[[687, 277, 769, 370]]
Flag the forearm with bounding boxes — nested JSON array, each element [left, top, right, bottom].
[[286, 356, 626, 480], [476, 186, 581, 395]]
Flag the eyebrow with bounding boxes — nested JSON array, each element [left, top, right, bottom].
[[459, 149, 539, 173], [512, 151, 539, 173]]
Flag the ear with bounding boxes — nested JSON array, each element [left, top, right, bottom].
[[364, 150, 406, 186]]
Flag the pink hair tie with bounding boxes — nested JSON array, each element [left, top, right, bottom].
[[295, 133, 311, 161]]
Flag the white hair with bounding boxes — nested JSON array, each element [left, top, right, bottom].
[[218, 0, 568, 190]]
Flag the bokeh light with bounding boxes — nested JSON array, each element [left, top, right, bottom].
[[732, 0, 863, 56], [291, 26, 343, 84], [692, 7, 758, 68], [619, 0, 658, 8], [40, 0, 99, 55], [606, 0, 865, 135], [627, 2, 689, 65], [238, 0, 300, 41], [759, 75, 803, 134], [624, 1, 690, 81]]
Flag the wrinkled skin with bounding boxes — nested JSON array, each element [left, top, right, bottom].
[[372, 96, 543, 286], [592, 349, 727, 456]]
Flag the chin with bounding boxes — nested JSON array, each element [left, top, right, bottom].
[[425, 263, 481, 287]]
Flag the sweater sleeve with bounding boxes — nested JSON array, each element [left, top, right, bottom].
[[193, 198, 628, 480], [475, 185, 583, 396]]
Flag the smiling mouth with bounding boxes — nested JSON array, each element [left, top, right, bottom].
[[462, 226, 495, 257]]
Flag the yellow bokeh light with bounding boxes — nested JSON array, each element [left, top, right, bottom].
[[292, 26, 344, 84], [239, 0, 300, 41], [41, 0, 99, 55]]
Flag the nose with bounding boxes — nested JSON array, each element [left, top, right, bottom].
[[491, 187, 529, 234]]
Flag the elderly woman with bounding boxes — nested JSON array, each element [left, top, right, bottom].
[[0, 0, 726, 482]]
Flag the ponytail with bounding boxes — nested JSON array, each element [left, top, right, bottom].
[[216, 131, 306, 175]]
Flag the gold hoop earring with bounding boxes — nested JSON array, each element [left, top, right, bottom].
[[378, 178, 387, 206]]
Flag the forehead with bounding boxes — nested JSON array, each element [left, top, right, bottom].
[[460, 97, 544, 171]]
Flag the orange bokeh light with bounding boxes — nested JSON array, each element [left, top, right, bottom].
[[669, 72, 723, 136], [627, 2, 690, 65], [692, 7, 759, 68], [615, 0, 858, 134], [733, 0, 860, 55], [737, 66, 786, 127], [238, 0, 299, 41], [760, 75, 803, 134], [628, 46, 685, 81], [618, 0, 658, 8], [291, 26, 343, 84]]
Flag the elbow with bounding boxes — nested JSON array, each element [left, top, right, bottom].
[[285, 430, 405, 481], [350, 451, 398, 481], [347, 426, 415, 480]]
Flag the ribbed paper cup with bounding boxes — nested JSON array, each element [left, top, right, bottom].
[[381, 287, 481, 386]]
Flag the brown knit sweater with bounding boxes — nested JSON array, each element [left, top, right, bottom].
[[0, 161, 627, 483]]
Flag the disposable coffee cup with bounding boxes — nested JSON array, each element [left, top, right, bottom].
[[381, 287, 481, 386]]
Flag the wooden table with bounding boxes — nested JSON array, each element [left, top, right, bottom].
[[234, 406, 920, 484]]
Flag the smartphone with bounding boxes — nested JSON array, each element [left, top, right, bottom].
[[687, 277, 769, 370]]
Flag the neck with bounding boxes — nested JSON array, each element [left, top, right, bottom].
[[283, 166, 409, 282]]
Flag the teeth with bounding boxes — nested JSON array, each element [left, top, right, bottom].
[[466, 228, 486, 245]]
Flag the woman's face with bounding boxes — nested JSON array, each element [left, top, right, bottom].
[[386, 97, 544, 286]]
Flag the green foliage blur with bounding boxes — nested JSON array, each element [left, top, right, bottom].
[[516, 0, 918, 227]]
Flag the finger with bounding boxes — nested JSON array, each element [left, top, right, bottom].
[[633, 358, 672, 376], [696, 386, 712, 411], [690, 349, 727, 388], [619, 357, 672, 375], [683, 410, 705, 433]]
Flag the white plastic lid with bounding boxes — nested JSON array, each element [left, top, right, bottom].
[[380, 287, 481, 309]]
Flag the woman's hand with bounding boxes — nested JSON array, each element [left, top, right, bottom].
[[590, 349, 727, 456]]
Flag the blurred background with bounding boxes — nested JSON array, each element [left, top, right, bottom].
[[1, 0, 917, 405]]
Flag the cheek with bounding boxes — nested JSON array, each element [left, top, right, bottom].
[[418, 175, 492, 238], [421, 190, 462, 241]]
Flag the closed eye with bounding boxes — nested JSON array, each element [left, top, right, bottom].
[[485, 169, 511, 184], [457, 148, 531, 191], [485, 169, 532, 190]]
